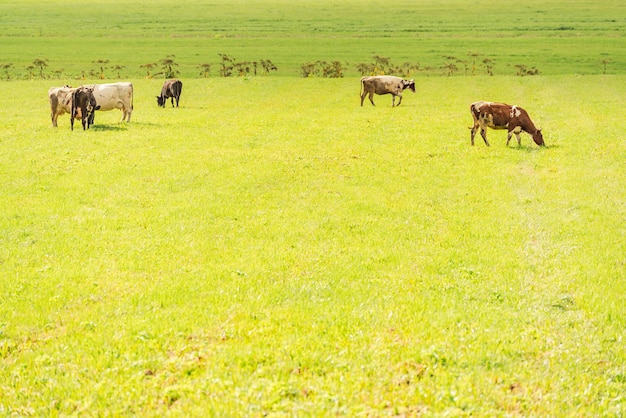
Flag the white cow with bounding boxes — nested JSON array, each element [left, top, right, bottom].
[[86, 82, 134, 123], [360, 75, 416, 107]]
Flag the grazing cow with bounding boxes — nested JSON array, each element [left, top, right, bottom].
[[71, 87, 100, 131], [157, 79, 183, 107], [49, 85, 75, 127], [360, 75, 416, 107], [470, 101, 545, 147], [86, 82, 134, 124]]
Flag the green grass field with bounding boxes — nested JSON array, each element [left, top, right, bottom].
[[2, 0, 626, 416], [0, 0, 624, 78]]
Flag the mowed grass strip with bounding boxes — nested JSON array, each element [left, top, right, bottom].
[[1, 75, 625, 415]]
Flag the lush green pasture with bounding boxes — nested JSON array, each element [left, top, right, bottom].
[[1, 75, 625, 415], [0, 0, 624, 78]]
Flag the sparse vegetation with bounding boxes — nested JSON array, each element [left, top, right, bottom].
[[31, 58, 48, 79], [354, 55, 420, 77], [514, 64, 541, 76], [159, 55, 179, 78], [1, 63, 12, 80], [140, 62, 157, 78], [219, 54, 277, 77], [198, 63, 212, 78], [300, 60, 346, 78], [92, 59, 109, 79]]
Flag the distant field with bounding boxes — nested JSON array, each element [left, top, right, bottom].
[[0, 0, 624, 78], [1, 74, 625, 415]]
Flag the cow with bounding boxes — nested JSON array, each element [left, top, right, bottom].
[[360, 75, 416, 107], [86, 82, 134, 124], [157, 79, 183, 107], [71, 87, 99, 131], [49, 85, 75, 127], [470, 101, 545, 147]]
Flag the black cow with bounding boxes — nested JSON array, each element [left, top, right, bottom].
[[71, 87, 99, 130], [157, 79, 183, 107]]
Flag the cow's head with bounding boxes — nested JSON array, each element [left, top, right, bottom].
[[83, 87, 99, 113], [74, 87, 100, 129], [157, 95, 166, 107], [533, 129, 545, 146], [402, 79, 416, 93]]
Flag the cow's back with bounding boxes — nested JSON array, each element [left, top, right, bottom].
[[89, 82, 133, 111], [366, 75, 403, 94], [49, 87, 73, 108], [172, 79, 182, 96], [486, 103, 513, 127]]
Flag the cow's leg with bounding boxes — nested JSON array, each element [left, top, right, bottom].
[[480, 128, 490, 146], [361, 91, 373, 106], [470, 124, 478, 145], [367, 92, 375, 106], [395, 94, 403, 107], [51, 112, 58, 128], [506, 131, 513, 146], [516, 133, 522, 147]]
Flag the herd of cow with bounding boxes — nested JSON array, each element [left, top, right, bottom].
[[48, 79, 182, 131], [49, 75, 544, 147]]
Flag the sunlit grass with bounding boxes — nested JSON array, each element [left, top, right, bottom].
[[1, 75, 625, 415]]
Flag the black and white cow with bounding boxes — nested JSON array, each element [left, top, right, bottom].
[[71, 86, 99, 130]]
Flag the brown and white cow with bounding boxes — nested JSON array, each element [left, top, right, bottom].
[[157, 79, 183, 107], [470, 101, 545, 147], [360, 75, 416, 107], [71, 86, 99, 131], [85, 82, 134, 124], [49, 85, 75, 127]]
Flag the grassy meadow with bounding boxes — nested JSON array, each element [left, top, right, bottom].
[[0, 0, 625, 77], [2, 75, 626, 415], [2, 0, 626, 416]]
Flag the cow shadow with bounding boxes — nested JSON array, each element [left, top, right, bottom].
[[90, 122, 159, 131], [91, 124, 129, 132], [509, 144, 558, 152]]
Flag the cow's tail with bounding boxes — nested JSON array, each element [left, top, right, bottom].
[[131, 84, 134, 110], [359, 76, 367, 97], [468, 102, 480, 129]]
